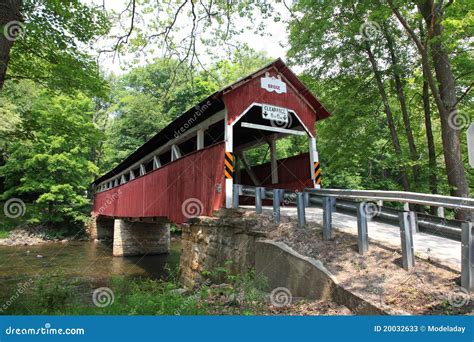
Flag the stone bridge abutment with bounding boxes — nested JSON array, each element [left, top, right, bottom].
[[88, 216, 170, 257]]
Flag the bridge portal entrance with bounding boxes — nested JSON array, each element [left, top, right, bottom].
[[92, 58, 330, 225]]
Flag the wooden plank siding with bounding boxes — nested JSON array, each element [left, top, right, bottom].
[[93, 142, 226, 224], [223, 68, 317, 136], [239, 153, 313, 191]]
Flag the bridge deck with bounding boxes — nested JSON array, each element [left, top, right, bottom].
[[245, 206, 461, 270]]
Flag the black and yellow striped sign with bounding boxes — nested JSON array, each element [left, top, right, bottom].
[[225, 151, 235, 179], [314, 161, 321, 185]]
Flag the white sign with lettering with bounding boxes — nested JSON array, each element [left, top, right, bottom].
[[260, 73, 287, 94], [262, 104, 289, 123]]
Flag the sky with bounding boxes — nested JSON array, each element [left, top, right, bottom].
[[89, 0, 291, 75]]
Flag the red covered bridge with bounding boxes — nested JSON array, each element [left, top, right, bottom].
[[90, 59, 330, 255]]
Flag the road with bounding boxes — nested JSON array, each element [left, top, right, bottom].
[[242, 205, 461, 270]]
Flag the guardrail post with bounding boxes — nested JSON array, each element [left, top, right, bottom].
[[273, 189, 283, 224], [296, 192, 306, 228], [399, 212, 415, 271], [255, 187, 264, 214], [304, 191, 310, 207], [437, 207, 445, 218], [322, 197, 332, 240], [461, 222, 473, 291], [232, 184, 241, 209], [357, 202, 369, 254], [409, 211, 419, 234]]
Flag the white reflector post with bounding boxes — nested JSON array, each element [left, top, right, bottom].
[[467, 123, 474, 168]]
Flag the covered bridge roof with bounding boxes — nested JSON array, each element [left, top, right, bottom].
[[93, 58, 330, 186]]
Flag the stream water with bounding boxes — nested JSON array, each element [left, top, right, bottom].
[[0, 239, 181, 302]]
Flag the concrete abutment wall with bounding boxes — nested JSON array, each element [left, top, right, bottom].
[[180, 211, 267, 287], [179, 209, 390, 315]]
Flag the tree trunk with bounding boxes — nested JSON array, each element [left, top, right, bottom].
[[419, 22, 438, 214], [383, 26, 420, 185], [365, 44, 411, 192], [418, 0, 470, 220], [423, 74, 438, 193], [388, 0, 470, 220], [0, 0, 23, 90]]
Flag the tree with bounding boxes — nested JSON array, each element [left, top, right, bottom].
[[1, 0, 110, 95], [387, 0, 471, 219], [0, 0, 23, 89], [0, 81, 101, 226], [286, 0, 416, 191], [99, 51, 272, 171]]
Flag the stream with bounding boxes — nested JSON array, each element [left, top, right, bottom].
[[0, 239, 181, 303]]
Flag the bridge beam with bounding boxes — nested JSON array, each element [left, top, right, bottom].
[[113, 219, 170, 257]]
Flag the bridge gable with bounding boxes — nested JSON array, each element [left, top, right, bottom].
[[223, 65, 325, 136]]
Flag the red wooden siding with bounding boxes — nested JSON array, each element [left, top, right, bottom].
[[93, 142, 226, 224], [223, 68, 316, 136], [239, 153, 314, 191]]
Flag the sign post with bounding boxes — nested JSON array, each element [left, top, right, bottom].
[[468, 123, 474, 168]]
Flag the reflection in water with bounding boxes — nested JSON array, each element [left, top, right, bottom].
[[0, 239, 181, 296]]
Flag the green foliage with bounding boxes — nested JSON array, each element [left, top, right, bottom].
[[286, 0, 473, 193], [7, 0, 111, 97], [30, 271, 77, 314], [99, 52, 271, 172], [1, 48, 273, 229], [3, 265, 268, 315], [202, 260, 268, 314], [0, 81, 102, 228], [0, 203, 37, 238]]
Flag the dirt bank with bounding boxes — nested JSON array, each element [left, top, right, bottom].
[[0, 226, 78, 246]]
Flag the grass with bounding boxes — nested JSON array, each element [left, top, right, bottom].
[[0, 264, 269, 316]]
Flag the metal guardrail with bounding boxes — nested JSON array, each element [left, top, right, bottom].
[[233, 184, 473, 292], [305, 188, 474, 211]]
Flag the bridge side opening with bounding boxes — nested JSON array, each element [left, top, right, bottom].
[[94, 114, 225, 193]]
